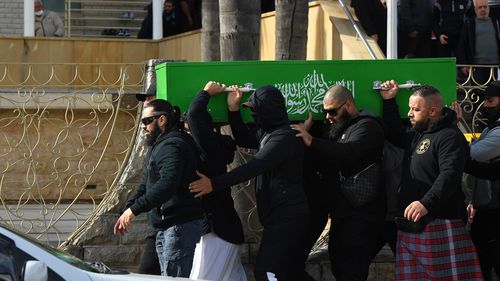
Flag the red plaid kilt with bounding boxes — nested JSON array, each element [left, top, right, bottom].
[[396, 219, 483, 280]]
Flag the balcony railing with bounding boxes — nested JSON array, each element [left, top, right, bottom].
[[0, 62, 143, 246]]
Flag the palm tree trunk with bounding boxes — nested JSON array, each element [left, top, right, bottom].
[[219, 0, 261, 61], [201, 0, 220, 61], [275, 0, 309, 60]]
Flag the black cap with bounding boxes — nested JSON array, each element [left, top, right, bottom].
[[482, 81, 500, 97], [241, 93, 254, 108], [136, 79, 156, 101]]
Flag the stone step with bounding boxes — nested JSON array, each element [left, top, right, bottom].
[[67, 0, 148, 38]]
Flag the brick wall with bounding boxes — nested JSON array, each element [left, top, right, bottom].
[[0, 0, 24, 35]]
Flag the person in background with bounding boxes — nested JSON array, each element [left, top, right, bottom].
[[34, 0, 64, 37], [351, 0, 387, 55], [163, 0, 183, 37], [457, 0, 500, 84], [137, 3, 153, 39], [432, 0, 469, 57], [399, 0, 434, 58], [489, 0, 500, 19]]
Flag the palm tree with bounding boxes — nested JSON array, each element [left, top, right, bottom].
[[219, 0, 261, 60], [275, 0, 309, 60], [201, 0, 220, 61]]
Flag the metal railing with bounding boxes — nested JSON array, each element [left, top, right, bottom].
[[0, 63, 144, 246], [337, 0, 378, 60], [456, 64, 497, 137]]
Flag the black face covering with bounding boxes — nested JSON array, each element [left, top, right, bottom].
[[146, 121, 161, 146], [329, 109, 352, 140], [251, 111, 263, 128], [480, 105, 500, 125]]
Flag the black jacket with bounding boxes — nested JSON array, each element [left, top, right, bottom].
[[383, 99, 468, 219], [212, 86, 309, 226], [465, 157, 500, 179], [433, 0, 468, 38], [128, 130, 202, 230], [302, 122, 335, 215], [457, 16, 500, 64], [309, 111, 386, 220], [137, 4, 153, 39], [186, 91, 244, 244], [351, 0, 387, 53], [400, 0, 434, 32]]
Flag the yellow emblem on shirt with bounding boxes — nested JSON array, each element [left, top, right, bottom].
[[416, 138, 431, 154]]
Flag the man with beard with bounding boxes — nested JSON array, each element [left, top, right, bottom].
[[452, 80, 500, 280], [189, 85, 310, 281], [379, 81, 482, 280], [292, 85, 386, 281], [114, 99, 203, 277]]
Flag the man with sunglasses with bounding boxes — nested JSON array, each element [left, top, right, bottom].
[[115, 99, 203, 278], [292, 85, 386, 281]]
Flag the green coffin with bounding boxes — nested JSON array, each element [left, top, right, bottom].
[[155, 58, 456, 122]]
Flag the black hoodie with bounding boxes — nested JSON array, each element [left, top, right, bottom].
[[383, 98, 469, 219], [186, 90, 244, 244], [211, 86, 309, 226], [309, 110, 386, 220]]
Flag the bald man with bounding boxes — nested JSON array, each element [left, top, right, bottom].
[[379, 81, 482, 280], [293, 85, 386, 281], [457, 0, 500, 83]]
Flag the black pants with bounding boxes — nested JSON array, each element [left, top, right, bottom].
[[435, 33, 460, 58], [470, 209, 500, 281], [139, 236, 161, 275], [254, 213, 310, 281], [328, 217, 384, 281], [402, 29, 433, 58], [372, 220, 397, 257]]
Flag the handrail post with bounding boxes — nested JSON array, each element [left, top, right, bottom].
[[337, 0, 377, 59], [67, 0, 72, 37], [24, 0, 35, 36], [386, 0, 397, 59], [153, 0, 163, 40]]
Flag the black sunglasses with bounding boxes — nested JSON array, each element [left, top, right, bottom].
[[141, 114, 162, 125], [322, 101, 347, 116]]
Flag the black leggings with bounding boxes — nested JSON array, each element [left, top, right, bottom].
[[254, 214, 310, 281], [329, 217, 384, 281], [470, 209, 500, 281]]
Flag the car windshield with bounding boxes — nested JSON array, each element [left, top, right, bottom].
[[1, 224, 127, 274]]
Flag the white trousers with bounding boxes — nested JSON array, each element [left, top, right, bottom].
[[189, 232, 247, 281]]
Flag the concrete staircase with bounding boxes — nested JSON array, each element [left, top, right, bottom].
[[66, 0, 150, 38]]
